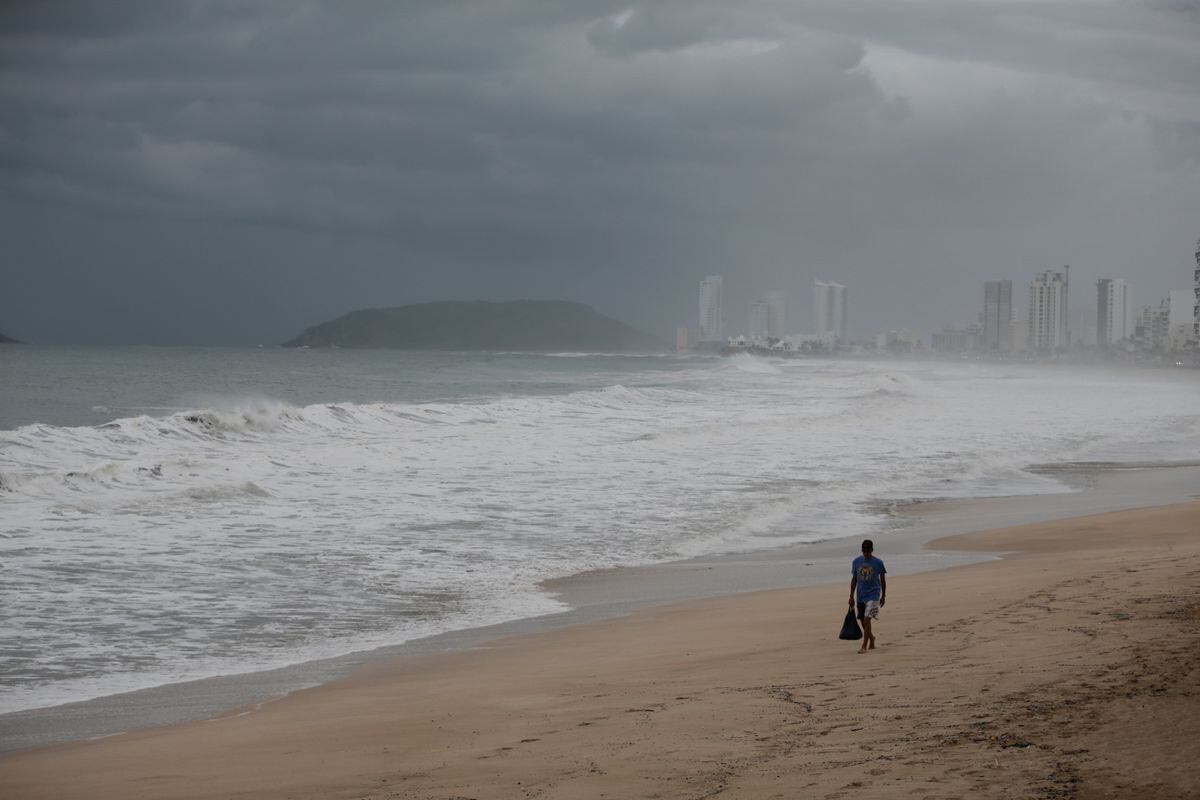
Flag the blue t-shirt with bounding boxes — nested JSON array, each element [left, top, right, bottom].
[[852, 555, 886, 602]]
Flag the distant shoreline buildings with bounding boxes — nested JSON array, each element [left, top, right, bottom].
[[748, 291, 786, 341], [682, 237, 1196, 365], [930, 253, 1196, 363], [684, 275, 845, 353], [812, 280, 847, 342], [1096, 278, 1133, 349], [1029, 269, 1069, 353]]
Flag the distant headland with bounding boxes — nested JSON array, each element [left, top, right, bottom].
[[283, 300, 665, 352], [0, 330, 24, 344]]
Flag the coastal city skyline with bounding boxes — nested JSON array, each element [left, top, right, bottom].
[[685, 237, 1199, 360]]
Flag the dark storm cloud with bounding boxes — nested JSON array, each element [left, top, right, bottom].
[[0, 1, 1197, 344], [2, 2, 890, 228]]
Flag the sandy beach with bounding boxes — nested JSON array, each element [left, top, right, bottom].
[[2, 495, 1198, 799]]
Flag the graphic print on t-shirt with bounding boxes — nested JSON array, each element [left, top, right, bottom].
[[852, 555, 886, 602]]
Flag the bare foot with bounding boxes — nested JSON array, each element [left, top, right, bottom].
[[858, 646, 868, 654], [868, 636, 876, 650]]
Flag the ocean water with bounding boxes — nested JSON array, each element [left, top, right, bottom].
[[1, 346, 1198, 714]]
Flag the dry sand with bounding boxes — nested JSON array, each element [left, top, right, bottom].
[[2, 501, 1198, 799]]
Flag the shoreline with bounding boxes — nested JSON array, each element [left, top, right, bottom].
[[1, 461, 1197, 757], [0, 493, 1196, 797]]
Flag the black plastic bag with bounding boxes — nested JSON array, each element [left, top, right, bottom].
[[839, 606, 862, 640]]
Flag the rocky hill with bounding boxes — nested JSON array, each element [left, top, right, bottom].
[[283, 300, 664, 352]]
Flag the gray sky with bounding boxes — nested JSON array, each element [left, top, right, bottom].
[[2, 0, 1198, 344]]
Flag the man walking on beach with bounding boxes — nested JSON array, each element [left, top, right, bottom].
[[849, 539, 886, 654]]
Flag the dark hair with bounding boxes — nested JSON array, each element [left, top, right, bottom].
[[861, 539, 874, 551]]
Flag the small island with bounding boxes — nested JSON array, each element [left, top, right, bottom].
[[283, 300, 665, 352]]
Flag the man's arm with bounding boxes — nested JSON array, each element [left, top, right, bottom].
[[848, 575, 857, 607], [879, 574, 887, 606]]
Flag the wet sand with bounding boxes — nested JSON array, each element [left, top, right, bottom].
[[2, 494, 1198, 798]]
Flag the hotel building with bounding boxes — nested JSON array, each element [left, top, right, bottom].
[[1029, 270, 1069, 352]]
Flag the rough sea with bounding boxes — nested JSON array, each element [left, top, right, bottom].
[[2, 346, 1198, 714]]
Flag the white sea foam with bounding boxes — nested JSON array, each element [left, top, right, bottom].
[[726, 352, 782, 374], [1, 358, 1198, 712]]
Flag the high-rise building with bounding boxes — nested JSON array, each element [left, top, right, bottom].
[[983, 280, 1013, 351], [1096, 278, 1134, 347], [698, 275, 723, 342], [813, 280, 847, 341], [1029, 270, 1068, 352], [765, 291, 786, 340], [748, 300, 770, 340], [1138, 301, 1170, 350]]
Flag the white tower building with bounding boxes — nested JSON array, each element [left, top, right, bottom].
[[1138, 302, 1170, 349], [699, 275, 723, 342], [1029, 270, 1068, 352], [813, 280, 847, 341], [1096, 278, 1134, 347]]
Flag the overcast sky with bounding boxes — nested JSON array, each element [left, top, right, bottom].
[[2, 1, 1198, 344]]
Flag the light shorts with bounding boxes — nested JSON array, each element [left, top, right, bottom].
[[856, 600, 881, 621]]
